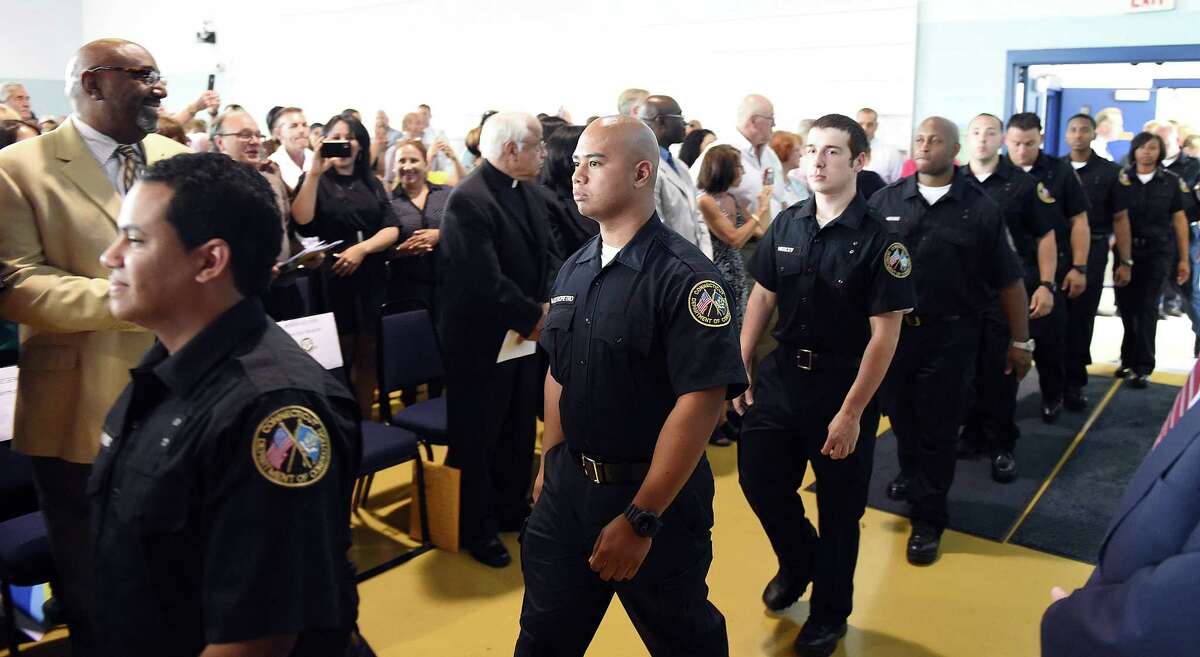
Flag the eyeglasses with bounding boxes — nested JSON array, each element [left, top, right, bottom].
[[218, 131, 266, 141], [753, 114, 776, 127], [658, 113, 686, 123], [85, 66, 166, 86]]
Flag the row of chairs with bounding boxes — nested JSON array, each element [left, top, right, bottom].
[[0, 285, 452, 651]]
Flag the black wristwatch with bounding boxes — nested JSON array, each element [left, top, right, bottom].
[[1039, 281, 1055, 291], [624, 504, 662, 538], [1071, 264, 1088, 275]]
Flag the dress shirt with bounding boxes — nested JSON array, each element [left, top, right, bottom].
[[71, 115, 143, 197], [864, 136, 904, 184], [268, 147, 314, 191]]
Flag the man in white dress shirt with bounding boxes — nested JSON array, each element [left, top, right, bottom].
[[641, 94, 714, 258], [267, 107, 312, 191], [856, 107, 904, 184], [691, 94, 790, 222]]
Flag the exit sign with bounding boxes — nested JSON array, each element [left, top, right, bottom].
[[1126, 0, 1175, 12]]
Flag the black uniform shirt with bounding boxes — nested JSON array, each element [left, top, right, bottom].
[[1021, 151, 1091, 253], [867, 170, 1023, 316], [1166, 153, 1200, 222], [1073, 150, 1131, 235], [747, 194, 915, 353], [539, 215, 747, 462], [957, 158, 1055, 287], [89, 298, 360, 657], [389, 182, 450, 286], [1125, 166, 1187, 243]]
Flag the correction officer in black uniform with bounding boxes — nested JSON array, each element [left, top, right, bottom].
[[957, 112, 1057, 483], [736, 115, 914, 657], [869, 117, 1032, 566], [516, 117, 746, 657], [1115, 131, 1193, 388], [1005, 112, 1091, 423], [1062, 113, 1133, 408], [90, 154, 359, 657]]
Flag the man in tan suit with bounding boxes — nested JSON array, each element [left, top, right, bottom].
[[0, 38, 187, 655]]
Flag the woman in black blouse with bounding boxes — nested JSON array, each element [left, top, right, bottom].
[[292, 114, 399, 415], [388, 139, 451, 314]]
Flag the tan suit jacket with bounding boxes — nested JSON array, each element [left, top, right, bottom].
[[0, 120, 188, 463]]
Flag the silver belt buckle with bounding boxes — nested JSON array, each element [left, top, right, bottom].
[[581, 454, 603, 484], [796, 349, 814, 371]]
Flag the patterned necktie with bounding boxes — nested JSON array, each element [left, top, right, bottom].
[[116, 144, 142, 193]]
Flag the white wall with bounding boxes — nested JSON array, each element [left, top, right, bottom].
[[77, 0, 917, 144], [1, 0, 83, 117]]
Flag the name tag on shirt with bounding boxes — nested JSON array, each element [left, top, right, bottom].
[[551, 295, 575, 305], [776, 246, 795, 253], [886, 216, 902, 222]]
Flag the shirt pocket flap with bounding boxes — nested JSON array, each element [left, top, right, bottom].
[[592, 314, 653, 354]]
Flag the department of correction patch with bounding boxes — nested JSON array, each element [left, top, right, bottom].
[[252, 405, 332, 488], [1036, 182, 1056, 204], [1182, 178, 1191, 194], [688, 280, 731, 327], [1118, 169, 1132, 187], [884, 243, 912, 279]]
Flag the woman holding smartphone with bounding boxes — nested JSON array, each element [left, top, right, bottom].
[[292, 114, 400, 416]]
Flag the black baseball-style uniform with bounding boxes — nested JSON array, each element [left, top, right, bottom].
[[738, 195, 914, 627], [868, 172, 1023, 535], [1116, 167, 1189, 376], [1020, 151, 1090, 409], [1065, 151, 1130, 395], [516, 215, 746, 657], [957, 159, 1055, 455], [438, 161, 554, 550], [89, 298, 360, 657]]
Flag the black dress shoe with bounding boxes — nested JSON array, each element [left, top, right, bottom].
[[907, 525, 941, 565], [1041, 400, 1062, 424], [1128, 373, 1149, 389], [794, 620, 848, 657], [1062, 389, 1087, 412], [1114, 366, 1132, 379], [762, 570, 807, 611], [469, 536, 512, 568], [991, 451, 1016, 483], [886, 475, 913, 501]]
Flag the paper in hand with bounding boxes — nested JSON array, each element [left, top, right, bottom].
[[496, 330, 537, 363]]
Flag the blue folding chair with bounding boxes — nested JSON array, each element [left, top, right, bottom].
[[376, 306, 448, 460], [0, 512, 54, 654]]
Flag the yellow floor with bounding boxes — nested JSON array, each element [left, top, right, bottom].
[[12, 362, 1186, 656]]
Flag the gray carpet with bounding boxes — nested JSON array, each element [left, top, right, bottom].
[[1009, 379, 1178, 563]]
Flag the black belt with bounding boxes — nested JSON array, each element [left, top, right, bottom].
[[1090, 233, 1111, 241], [903, 314, 961, 327], [1132, 236, 1168, 248], [573, 451, 650, 485], [787, 347, 861, 371]]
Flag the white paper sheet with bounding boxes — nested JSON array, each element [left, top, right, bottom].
[[496, 330, 537, 363], [277, 313, 344, 370], [0, 366, 17, 442]]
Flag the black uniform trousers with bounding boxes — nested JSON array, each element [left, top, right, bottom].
[[960, 303, 1020, 453], [515, 444, 727, 657], [1065, 237, 1112, 393], [737, 350, 877, 625], [882, 316, 979, 532], [445, 356, 540, 545], [1116, 243, 1173, 376], [1031, 258, 1069, 406]]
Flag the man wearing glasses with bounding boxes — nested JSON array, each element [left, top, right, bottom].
[[0, 38, 187, 655], [640, 94, 714, 259], [690, 94, 792, 224]]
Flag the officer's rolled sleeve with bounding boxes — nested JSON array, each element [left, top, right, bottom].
[[866, 236, 916, 317], [201, 390, 355, 644], [664, 273, 748, 400], [1170, 178, 1187, 214], [1109, 176, 1131, 215], [1025, 187, 1056, 239], [746, 214, 781, 291], [983, 213, 1025, 290]]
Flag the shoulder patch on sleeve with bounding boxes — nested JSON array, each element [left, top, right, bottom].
[[1036, 182, 1056, 204], [1118, 169, 1131, 187], [688, 280, 731, 327], [883, 242, 912, 279], [1181, 178, 1191, 194], [252, 405, 332, 488]]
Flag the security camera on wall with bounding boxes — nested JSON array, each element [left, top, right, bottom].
[[197, 21, 216, 44]]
